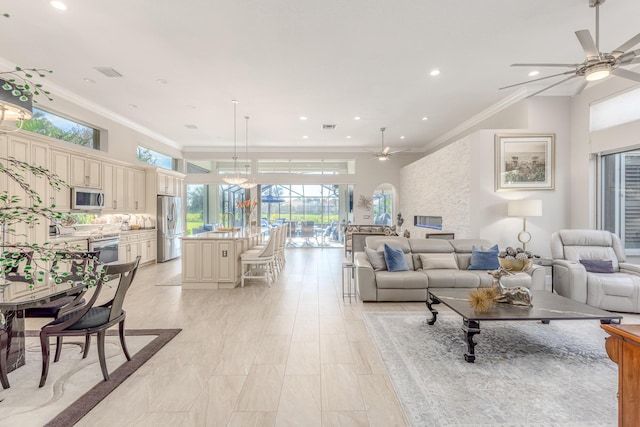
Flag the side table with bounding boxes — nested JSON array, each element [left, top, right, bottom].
[[532, 257, 554, 292], [342, 262, 356, 303]]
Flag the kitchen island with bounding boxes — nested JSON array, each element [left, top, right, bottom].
[[180, 227, 268, 289]]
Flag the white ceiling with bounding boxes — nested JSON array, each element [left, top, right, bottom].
[[1, 0, 639, 154]]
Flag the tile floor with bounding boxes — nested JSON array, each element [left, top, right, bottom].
[[43, 248, 418, 426]]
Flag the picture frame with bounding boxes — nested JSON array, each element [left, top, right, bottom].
[[495, 133, 555, 191]]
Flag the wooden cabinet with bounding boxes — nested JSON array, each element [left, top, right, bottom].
[[70, 155, 101, 188], [125, 168, 146, 211], [102, 162, 126, 211], [602, 324, 640, 427], [49, 150, 71, 211], [157, 171, 177, 196], [120, 231, 156, 265]]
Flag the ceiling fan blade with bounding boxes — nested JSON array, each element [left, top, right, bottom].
[[499, 70, 576, 90], [575, 30, 600, 60], [573, 80, 589, 97], [526, 75, 578, 98], [511, 63, 581, 68], [612, 33, 640, 58], [611, 68, 640, 83], [618, 49, 640, 65], [382, 146, 391, 155], [388, 148, 411, 155]]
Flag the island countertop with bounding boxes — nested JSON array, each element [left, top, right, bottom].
[[180, 227, 269, 240]]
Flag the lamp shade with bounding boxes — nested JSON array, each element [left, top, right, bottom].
[[0, 78, 33, 121], [507, 200, 542, 217]]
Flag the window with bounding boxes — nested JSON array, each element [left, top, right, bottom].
[[601, 150, 640, 254], [591, 87, 640, 132], [257, 159, 354, 174], [23, 107, 100, 149], [137, 146, 176, 170]]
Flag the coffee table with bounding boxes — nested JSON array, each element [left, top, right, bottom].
[[427, 289, 622, 363]]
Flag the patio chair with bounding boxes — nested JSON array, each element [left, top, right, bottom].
[[301, 221, 318, 245]]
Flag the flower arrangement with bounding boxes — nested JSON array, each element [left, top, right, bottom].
[[235, 199, 258, 225]]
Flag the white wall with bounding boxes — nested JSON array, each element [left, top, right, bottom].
[[400, 97, 572, 257]]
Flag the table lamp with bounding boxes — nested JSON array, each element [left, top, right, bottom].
[[507, 200, 542, 251]]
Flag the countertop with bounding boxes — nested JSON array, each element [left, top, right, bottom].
[[181, 227, 268, 240], [48, 228, 157, 242]]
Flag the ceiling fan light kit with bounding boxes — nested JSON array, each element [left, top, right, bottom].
[[500, 0, 640, 97]]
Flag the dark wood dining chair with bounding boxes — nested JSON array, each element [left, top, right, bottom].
[[2, 250, 35, 283], [0, 327, 9, 389], [38, 256, 141, 388]]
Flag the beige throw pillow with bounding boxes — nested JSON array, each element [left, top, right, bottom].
[[365, 247, 387, 271], [419, 253, 458, 270]]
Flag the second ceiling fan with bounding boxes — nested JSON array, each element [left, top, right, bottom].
[[500, 0, 640, 97]]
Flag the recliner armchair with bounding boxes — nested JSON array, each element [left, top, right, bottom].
[[551, 229, 640, 313]]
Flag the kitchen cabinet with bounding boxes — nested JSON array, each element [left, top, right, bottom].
[[119, 233, 141, 264], [70, 155, 101, 188], [120, 231, 156, 265], [138, 230, 156, 264], [157, 171, 177, 196], [125, 168, 146, 211], [102, 162, 125, 212], [2, 136, 49, 208], [49, 150, 71, 211]]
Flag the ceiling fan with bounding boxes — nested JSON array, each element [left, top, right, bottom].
[[500, 0, 640, 97], [369, 127, 410, 161]]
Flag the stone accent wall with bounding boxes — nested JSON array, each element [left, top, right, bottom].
[[399, 138, 471, 238]]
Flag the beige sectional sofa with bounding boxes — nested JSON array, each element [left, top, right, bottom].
[[354, 236, 545, 302], [344, 224, 397, 259]]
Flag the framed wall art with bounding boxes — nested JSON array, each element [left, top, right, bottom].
[[495, 134, 555, 191]]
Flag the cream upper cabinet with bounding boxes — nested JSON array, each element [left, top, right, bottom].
[[49, 150, 71, 211], [157, 171, 176, 196], [5, 136, 49, 208], [125, 168, 146, 211], [102, 162, 126, 212], [70, 155, 101, 189]]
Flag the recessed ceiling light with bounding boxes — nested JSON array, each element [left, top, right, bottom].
[[50, 1, 67, 11], [430, 69, 440, 76], [346, 136, 351, 139], [422, 116, 429, 121], [299, 116, 308, 121], [157, 78, 168, 84], [186, 105, 197, 109], [528, 71, 540, 77], [83, 78, 95, 84], [400, 136, 405, 139], [302, 135, 308, 139], [128, 104, 138, 109], [354, 116, 361, 120]]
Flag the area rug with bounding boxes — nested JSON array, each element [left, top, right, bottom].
[[0, 329, 181, 427], [363, 311, 617, 427]]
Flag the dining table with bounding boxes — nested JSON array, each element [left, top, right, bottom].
[[0, 276, 87, 372]]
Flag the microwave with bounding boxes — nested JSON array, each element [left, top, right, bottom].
[[71, 187, 104, 210]]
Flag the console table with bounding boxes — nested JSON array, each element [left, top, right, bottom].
[[601, 324, 640, 427]]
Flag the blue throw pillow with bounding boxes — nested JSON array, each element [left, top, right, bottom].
[[383, 243, 409, 272], [468, 244, 500, 270]]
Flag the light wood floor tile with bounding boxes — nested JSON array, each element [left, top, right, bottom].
[[236, 364, 286, 411], [350, 340, 387, 375], [321, 411, 369, 427], [227, 411, 277, 427], [321, 364, 365, 411], [359, 374, 409, 427], [275, 375, 321, 427], [184, 375, 246, 427], [292, 318, 320, 342], [320, 334, 354, 364], [285, 341, 321, 375], [255, 335, 291, 365]]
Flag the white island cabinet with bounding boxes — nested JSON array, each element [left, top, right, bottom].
[[180, 228, 266, 289]]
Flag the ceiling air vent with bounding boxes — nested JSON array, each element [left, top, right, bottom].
[[94, 67, 123, 77], [184, 124, 198, 129], [322, 124, 337, 130]]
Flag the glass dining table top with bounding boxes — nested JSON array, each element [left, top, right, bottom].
[[0, 275, 87, 311]]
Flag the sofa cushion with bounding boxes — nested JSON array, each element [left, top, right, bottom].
[[580, 259, 614, 273], [468, 245, 500, 270], [384, 244, 409, 272], [375, 271, 429, 289], [424, 270, 481, 288], [419, 253, 458, 270], [365, 248, 387, 271]]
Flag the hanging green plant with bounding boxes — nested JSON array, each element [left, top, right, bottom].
[[0, 67, 54, 104]]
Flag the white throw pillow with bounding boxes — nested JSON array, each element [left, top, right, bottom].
[[419, 253, 458, 270], [365, 247, 387, 271]]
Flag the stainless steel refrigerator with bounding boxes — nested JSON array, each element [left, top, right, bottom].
[[157, 195, 183, 262]]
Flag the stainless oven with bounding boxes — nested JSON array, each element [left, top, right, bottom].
[[89, 236, 119, 264]]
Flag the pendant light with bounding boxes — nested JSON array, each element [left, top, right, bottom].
[[223, 99, 248, 185], [239, 115, 257, 189]]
